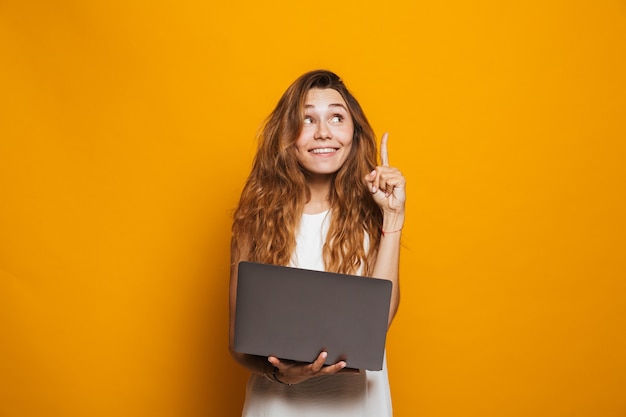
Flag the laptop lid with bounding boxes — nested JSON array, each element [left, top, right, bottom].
[[234, 261, 392, 371]]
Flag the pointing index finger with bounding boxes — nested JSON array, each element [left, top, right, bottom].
[[380, 132, 390, 167]]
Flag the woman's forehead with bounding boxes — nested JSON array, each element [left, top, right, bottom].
[[303, 88, 348, 109]]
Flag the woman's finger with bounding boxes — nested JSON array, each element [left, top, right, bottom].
[[310, 351, 327, 372], [380, 132, 390, 167], [320, 360, 348, 375]]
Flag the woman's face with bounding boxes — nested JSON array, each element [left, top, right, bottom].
[[294, 88, 355, 178]]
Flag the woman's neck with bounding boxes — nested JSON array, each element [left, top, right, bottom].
[[303, 174, 332, 214]]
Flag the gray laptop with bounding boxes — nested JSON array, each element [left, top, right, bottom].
[[234, 261, 392, 371]]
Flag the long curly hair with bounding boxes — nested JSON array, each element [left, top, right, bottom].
[[232, 70, 383, 275]]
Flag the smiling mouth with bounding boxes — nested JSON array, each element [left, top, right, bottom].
[[310, 148, 338, 154]]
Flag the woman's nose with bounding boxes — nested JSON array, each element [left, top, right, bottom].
[[314, 121, 332, 139]]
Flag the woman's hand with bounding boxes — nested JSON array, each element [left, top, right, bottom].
[[365, 133, 406, 215], [267, 351, 357, 385]]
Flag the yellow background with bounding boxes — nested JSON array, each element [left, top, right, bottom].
[[1, 1, 625, 416]]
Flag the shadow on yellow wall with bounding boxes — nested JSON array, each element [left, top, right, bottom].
[[1, 1, 625, 416]]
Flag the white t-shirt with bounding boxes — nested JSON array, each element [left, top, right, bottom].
[[240, 210, 393, 417]]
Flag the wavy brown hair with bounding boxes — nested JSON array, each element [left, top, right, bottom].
[[232, 70, 383, 275]]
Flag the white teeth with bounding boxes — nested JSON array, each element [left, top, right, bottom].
[[311, 148, 336, 154]]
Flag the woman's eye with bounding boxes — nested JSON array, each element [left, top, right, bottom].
[[303, 116, 313, 124], [331, 115, 343, 123]]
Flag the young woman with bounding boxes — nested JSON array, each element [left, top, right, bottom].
[[229, 70, 406, 416]]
